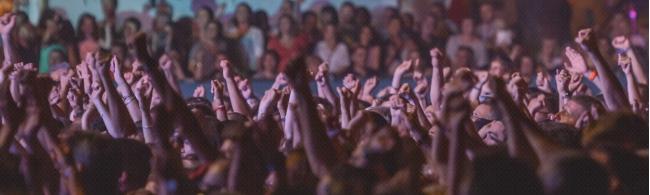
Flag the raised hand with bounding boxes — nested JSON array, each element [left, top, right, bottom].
[[362, 76, 377, 95], [193, 85, 206, 98], [159, 54, 173, 71], [564, 47, 588, 74], [567, 72, 583, 93], [314, 62, 328, 86], [611, 36, 630, 51], [574, 28, 598, 51], [536, 72, 552, 94], [394, 60, 413, 76], [237, 78, 253, 99], [220, 59, 233, 79], [430, 48, 444, 67], [0, 13, 15, 36], [414, 72, 429, 96], [617, 54, 632, 75], [555, 69, 570, 93]]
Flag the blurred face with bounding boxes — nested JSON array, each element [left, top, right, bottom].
[[558, 100, 586, 125], [279, 17, 292, 35], [303, 14, 317, 30], [519, 56, 534, 76], [123, 22, 138, 39], [461, 18, 474, 35], [262, 54, 277, 71], [479, 4, 494, 22], [455, 49, 472, 68], [323, 25, 336, 41], [220, 139, 236, 159], [360, 26, 373, 45], [340, 5, 355, 23], [102, 0, 116, 14], [205, 22, 219, 40], [236, 5, 250, 24], [81, 17, 95, 36], [489, 60, 506, 77], [387, 18, 401, 36], [181, 140, 200, 170], [196, 9, 211, 26], [352, 47, 367, 67], [478, 121, 506, 145], [49, 51, 65, 65]]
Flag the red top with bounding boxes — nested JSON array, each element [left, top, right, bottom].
[[267, 34, 308, 71]]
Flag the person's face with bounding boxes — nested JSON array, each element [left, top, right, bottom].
[[279, 17, 292, 35], [220, 139, 236, 159], [102, 0, 116, 14], [478, 121, 506, 145], [323, 25, 336, 41], [205, 22, 219, 40], [558, 100, 586, 124], [489, 60, 506, 77], [387, 18, 401, 36], [479, 4, 494, 22], [181, 140, 200, 170], [339, 5, 354, 23], [455, 49, 471, 67], [196, 9, 211, 26], [520, 56, 534, 75], [82, 18, 95, 35], [123, 22, 137, 38], [352, 48, 367, 67], [236, 6, 249, 24], [303, 15, 317, 30], [360, 27, 373, 44], [262, 54, 277, 71], [49, 51, 64, 65], [541, 39, 556, 53], [461, 19, 474, 35]]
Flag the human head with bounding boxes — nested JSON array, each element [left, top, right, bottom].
[[540, 152, 609, 195], [77, 13, 98, 40], [339, 2, 355, 24], [468, 153, 543, 195], [279, 14, 297, 37], [67, 132, 122, 194], [233, 3, 253, 26]]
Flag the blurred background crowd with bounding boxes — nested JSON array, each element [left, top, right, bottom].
[[0, 0, 647, 95]]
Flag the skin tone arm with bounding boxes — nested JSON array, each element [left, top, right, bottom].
[[111, 56, 142, 123], [93, 55, 137, 138], [574, 29, 629, 111], [211, 79, 227, 121], [134, 78, 157, 144], [131, 32, 217, 161], [489, 77, 565, 166], [0, 14, 15, 65], [220, 60, 252, 117], [285, 59, 338, 178], [612, 36, 647, 85], [314, 63, 339, 112], [89, 83, 117, 135], [159, 54, 181, 93], [392, 60, 413, 90], [618, 54, 644, 113], [430, 49, 444, 110]]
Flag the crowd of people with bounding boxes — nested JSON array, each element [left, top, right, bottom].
[[0, 0, 648, 194]]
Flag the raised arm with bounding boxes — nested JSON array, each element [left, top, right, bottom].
[[285, 58, 338, 178], [130, 32, 217, 161], [612, 36, 647, 85], [618, 54, 644, 113], [0, 13, 16, 65], [430, 49, 444, 110], [314, 63, 339, 111], [220, 60, 252, 117], [392, 60, 413, 89], [93, 54, 137, 138], [574, 29, 629, 111], [111, 56, 142, 123]]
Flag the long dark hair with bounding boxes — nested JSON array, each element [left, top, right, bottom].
[[231, 3, 253, 27], [76, 13, 99, 42]]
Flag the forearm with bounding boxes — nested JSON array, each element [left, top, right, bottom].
[[319, 81, 338, 111], [625, 73, 642, 109], [116, 80, 142, 122], [626, 50, 647, 85], [163, 69, 180, 93], [2, 35, 14, 64], [225, 77, 251, 117], [430, 67, 443, 109], [100, 76, 136, 137], [584, 49, 629, 110], [139, 106, 156, 144], [91, 98, 118, 136], [80, 105, 98, 130], [294, 86, 337, 177]]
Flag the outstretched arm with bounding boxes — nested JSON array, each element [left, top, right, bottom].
[[93, 55, 137, 138], [574, 29, 629, 111], [285, 59, 338, 178], [130, 33, 217, 161], [612, 36, 647, 85], [220, 60, 252, 117], [0, 13, 16, 65], [618, 54, 644, 113], [430, 49, 444, 110]]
